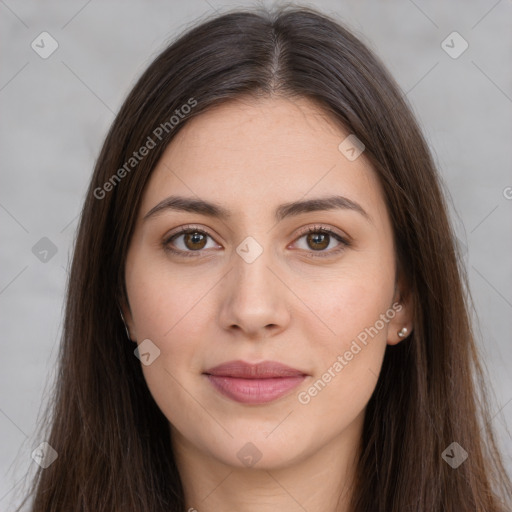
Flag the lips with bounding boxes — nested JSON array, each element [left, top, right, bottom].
[[204, 360, 307, 404]]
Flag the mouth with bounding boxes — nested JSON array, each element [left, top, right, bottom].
[[203, 360, 308, 404]]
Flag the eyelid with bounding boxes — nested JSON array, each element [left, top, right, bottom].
[[293, 224, 350, 244], [162, 224, 221, 257], [289, 224, 350, 258], [164, 224, 217, 241], [162, 223, 350, 257]]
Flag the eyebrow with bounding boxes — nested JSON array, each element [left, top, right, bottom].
[[143, 194, 371, 223]]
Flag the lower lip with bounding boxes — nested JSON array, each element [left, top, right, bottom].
[[206, 375, 306, 404]]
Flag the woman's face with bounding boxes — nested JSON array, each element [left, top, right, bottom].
[[123, 96, 411, 471]]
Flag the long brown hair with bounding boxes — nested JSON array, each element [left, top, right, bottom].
[[18, 4, 512, 511]]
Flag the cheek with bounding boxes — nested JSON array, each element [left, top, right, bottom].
[[131, 279, 210, 432], [125, 253, 215, 405], [292, 250, 395, 414], [126, 244, 211, 341], [300, 251, 396, 350], [293, 288, 391, 443], [305, 279, 392, 390]]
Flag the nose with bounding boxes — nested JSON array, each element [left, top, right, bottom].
[[218, 246, 291, 340]]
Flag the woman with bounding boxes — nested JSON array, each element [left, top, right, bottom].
[[20, 4, 512, 511]]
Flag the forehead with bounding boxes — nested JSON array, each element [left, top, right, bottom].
[[164, 95, 361, 166], [138, 96, 386, 223]]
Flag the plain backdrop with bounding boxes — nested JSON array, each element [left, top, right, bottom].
[[1, 0, 511, 509]]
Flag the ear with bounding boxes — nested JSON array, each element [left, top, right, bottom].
[[387, 271, 414, 346], [118, 295, 137, 342]]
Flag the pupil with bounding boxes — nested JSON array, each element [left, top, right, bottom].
[[309, 233, 328, 250], [187, 232, 205, 249], [182, 232, 330, 251]]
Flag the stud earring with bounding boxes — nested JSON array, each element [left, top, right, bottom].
[[397, 327, 408, 338], [119, 308, 132, 341]]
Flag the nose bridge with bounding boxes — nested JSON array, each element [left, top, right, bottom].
[[219, 234, 290, 335], [231, 236, 277, 306]]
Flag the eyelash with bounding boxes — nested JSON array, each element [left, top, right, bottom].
[[162, 224, 350, 259]]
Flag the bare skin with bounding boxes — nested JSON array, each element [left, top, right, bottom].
[[122, 95, 413, 511]]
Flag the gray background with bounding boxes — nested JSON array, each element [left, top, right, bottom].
[[1, 0, 511, 509]]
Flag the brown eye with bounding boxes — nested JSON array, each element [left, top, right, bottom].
[[306, 232, 330, 251], [183, 231, 207, 250], [293, 226, 350, 257], [163, 227, 218, 257], [164, 225, 349, 259]]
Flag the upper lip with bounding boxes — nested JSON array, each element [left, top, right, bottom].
[[204, 360, 307, 378]]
